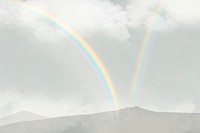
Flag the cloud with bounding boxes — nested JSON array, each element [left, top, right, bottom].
[[2, 0, 200, 42], [165, 0, 200, 24], [0, 88, 23, 117], [172, 102, 195, 113], [28, 0, 130, 40], [141, 101, 195, 113], [0, 0, 131, 42], [0, 87, 112, 118], [127, 0, 200, 32]]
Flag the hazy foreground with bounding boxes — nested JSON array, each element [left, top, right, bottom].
[[0, 107, 200, 133]]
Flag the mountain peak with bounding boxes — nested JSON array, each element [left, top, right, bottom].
[[121, 106, 145, 111], [5, 111, 46, 119], [14, 111, 36, 115], [133, 106, 143, 110], [119, 106, 152, 114], [132, 106, 153, 112]]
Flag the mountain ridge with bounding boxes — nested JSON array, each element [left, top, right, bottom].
[[0, 106, 200, 133]]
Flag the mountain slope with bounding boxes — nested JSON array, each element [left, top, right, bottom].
[[0, 107, 200, 133], [0, 111, 47, 126]]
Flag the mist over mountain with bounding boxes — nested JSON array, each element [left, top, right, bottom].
[[0, 107, 200, 133], [0, 111, 47, 126]]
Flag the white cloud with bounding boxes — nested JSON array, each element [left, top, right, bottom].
[[127, 0, 200, 31], [165, 0, 200, 24], [0, 0, 130, 41], [2, 0, 200, 42], [141, 101, 196, 113], [0, 88, 23, 118], [32, 0, 130, 40], [172, 102, 196, 113], [0, 87, 111, 118]]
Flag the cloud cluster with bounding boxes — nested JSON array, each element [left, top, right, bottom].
[[0, 87, 111, 118], [1, 0, 200, 42], [0, 0, 130, 41]]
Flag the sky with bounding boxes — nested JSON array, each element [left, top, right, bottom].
[[0, 0, 200, 118]]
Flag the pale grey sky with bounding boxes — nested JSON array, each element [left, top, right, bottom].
[[0, 0, 200, 118]]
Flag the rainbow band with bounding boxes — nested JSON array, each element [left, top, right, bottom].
[[3, 1, 119, 110], [132, 0, 165, 104]]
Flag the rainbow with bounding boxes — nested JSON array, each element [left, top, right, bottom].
[[3, 1, 119, 110], [132, 0, 165, 104]]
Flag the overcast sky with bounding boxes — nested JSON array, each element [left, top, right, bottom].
[[0, 0, 200, 118]]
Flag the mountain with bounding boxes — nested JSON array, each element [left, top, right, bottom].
[[0, 111, 47, 126], [0, 107, 200, 133]]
